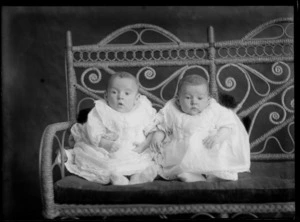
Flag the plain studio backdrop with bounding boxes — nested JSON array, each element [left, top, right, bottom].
[[2, 6, 294, 220]]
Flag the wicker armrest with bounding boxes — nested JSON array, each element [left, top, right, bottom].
[[39, 121, 74, 218]]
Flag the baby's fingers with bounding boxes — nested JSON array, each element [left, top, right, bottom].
[[133, 144, 144, 153], [155, 143, 163, 153], [133, 142, 141, 147], [150, 143, 160, 153], [150, 144, 156, 153], [132, 146, 139, 152], [202, 137, 209, 147], [110, 145, 119, 153], [203, 137, 213, 149], [110, 148, 117, 153], [208, 141, 215, 149]]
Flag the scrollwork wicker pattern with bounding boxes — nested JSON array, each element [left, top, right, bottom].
[[68, 18, 294, 160], [40, 18, 294, 219]]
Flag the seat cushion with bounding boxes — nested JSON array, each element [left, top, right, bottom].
[[54, 161, 294, 204]]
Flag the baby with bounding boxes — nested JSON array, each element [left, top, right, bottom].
[[151, 74, 251, 182], [63, 71, 158, 185]]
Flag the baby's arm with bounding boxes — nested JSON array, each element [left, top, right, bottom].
[[150, 130, 166, 152], [85, 106, 120, 153], [203, 126, 232, 150], [132, 133, 153, 154], [203, 101, 241, 150], [133, 129, 166, 154], [149, 109, 169, 152], [133, 111, 167, 153]]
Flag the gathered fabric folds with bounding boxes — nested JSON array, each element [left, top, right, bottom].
[[155, 98, 251, 181], [64, 95, 157, 184]]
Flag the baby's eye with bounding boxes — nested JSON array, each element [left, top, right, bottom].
[[198, 97, 202, 100], [111, 90, 117, 94], [185, 96, 190, 99], [125, 92, 130, 96]]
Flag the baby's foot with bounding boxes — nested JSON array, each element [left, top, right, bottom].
[[55, 149, 68, 164], [111, 174, 129, 185], [178, 172, 206, 182], [206, 172, 238, 182], [129, 165, 158, 185]]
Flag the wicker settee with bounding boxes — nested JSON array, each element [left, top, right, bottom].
[[39, 18, 294, 220]]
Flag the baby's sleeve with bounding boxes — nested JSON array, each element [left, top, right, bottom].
[[150, 104, 172, 136], [156, 108, 167, 130], [143, 106, 166, 136], [154, 106, 175, 143], [85, 107, 106, 147], [214, 103, 238, 131]]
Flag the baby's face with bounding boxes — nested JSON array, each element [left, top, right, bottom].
[[178, 84, 210, 116], [107, 77, 139, 113]]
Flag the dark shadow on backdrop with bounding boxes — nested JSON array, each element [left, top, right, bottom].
[[2, 6, 294, 220]]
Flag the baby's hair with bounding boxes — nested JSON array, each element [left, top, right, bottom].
[[177, 74, 210, 95], [107, 71, 140, 91]]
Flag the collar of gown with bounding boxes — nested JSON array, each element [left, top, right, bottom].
[[167, 97, 216, 118], [94, 95, 151, 118]]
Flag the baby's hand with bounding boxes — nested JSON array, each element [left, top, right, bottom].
[[203, 127, 231, 150], [110, 144, 119, 153], [132, 141, 148, 154], [203, 134, 218, 149], [99, 138, 119, 153], [150, 131, 165, 153], [103, 132, 119, 141], [68, 134, 75, 148]]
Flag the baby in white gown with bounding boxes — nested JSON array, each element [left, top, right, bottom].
[[150, 74, 251, 182], [63, 71, 158, 185]]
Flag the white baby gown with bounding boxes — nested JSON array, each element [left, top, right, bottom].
[[155, 98, 250, 181], [64, 95, 157, 184]]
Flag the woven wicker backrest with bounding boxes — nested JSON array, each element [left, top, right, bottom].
[[65, 18, 294, 160]]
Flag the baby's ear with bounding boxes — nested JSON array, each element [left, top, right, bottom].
[[134, 93, 140, 106], [104, 91, 108, 101], [175, 95, 180, 106], [136, 93, 141, 100]]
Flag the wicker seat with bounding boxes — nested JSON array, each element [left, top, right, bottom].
[[54, 161, 294, 205], [39, 18, 294, 219]]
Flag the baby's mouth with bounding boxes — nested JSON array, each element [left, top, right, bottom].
[[191, 107, 200, 112]]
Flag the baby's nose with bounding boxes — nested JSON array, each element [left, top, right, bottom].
[[191, 99, 198, 105], [117, 93, 124, 99]]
